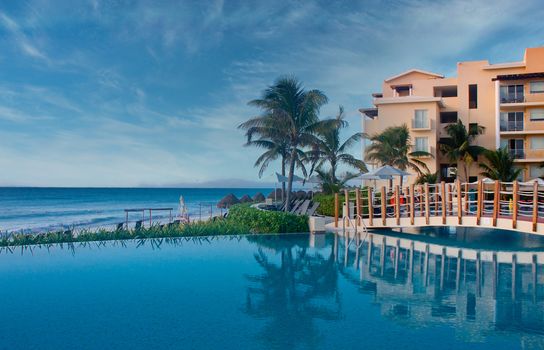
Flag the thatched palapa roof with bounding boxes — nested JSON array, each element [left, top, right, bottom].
[[252, 192, 265, 202], [217, 193, 240, 208]]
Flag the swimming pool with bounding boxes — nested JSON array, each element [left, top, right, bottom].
[[0, 229, 543, 349]]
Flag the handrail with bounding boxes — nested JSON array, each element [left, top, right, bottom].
[[334, 179, 544, 233]]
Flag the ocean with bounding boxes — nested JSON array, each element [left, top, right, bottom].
[[0, 187, 274, 233]]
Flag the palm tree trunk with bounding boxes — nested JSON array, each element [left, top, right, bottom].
[[281, 157, 286, 200], [284, 148, 297, 212], [464, 163, 469, 183]]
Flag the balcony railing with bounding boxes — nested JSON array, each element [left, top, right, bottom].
[[509, 149, 525, 159], [500, 120, 524, 132], [500, 94, 525, 103], [412, 119, 430, 129]]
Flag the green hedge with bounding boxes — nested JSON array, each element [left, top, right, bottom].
[[226, 204, 309, 233], [313, 189, 371, 217], [0, 204, 308, 248]]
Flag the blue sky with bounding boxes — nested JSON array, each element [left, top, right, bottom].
[[0, 0, 543, 187]]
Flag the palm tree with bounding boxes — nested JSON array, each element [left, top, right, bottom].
[[315, 168, 359, 195], [479, 148, 522, 182], [239, 114, 305, 197], [439, 120, 485, 182], [415, 171, 438, 185], [245, 76, 330, 211], [364, 124, 431, 188], [307, 106, 367, 184]]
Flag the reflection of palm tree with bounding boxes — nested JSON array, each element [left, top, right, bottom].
[[244, 244, 341, 349]]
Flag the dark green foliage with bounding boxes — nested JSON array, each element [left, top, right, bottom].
[[479, 148, 523, 182], [415, 172, 439, 184], [227, 204, 309, 233], [313, 189, 369, 217], [0, 204, 308, 248]]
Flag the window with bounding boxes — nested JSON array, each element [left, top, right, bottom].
[[469, 84, 477, 109], [530, 81, 544, 93], [468, 176, 478, 183], [413, 109, 429, 128], [530, 108, 544, 121], [469, 123, 482, 135], [394, 85, 411, 97], [440, 111, 458, 124], [500, 84, 524, 103], [508, 139, 524, 159], [530, 165, 544, 178], [440, 164, 456, 182], [500, 111, 524, 131], [414, 137, 428, 152], [530, 136, 544, 150]]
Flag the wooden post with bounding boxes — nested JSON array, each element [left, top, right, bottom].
[[410, 184, 415, 225], [493, 180, 500, 227], [464, 182, 469, 213], [424, 183, 430, 225], [395, 185, 400, 225], [356, 189, 361, 226], [381, 186, 386, 226], [448, 183, 453, 214], [456, 179, 462, 225], [125, 211, 128, 228], [441, 181, 446, 224], [533, 181, 538, 232], [149, 209, 152, 227], [476, 179, 483, 225], [334, 193, 339, 228], [368, 187, 374, 226], [512, 181, 518, 229]]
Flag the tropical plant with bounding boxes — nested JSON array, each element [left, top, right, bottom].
[[306, 106, 367, 183], [315, 168, 358, 195], [243, 76, 331, 211], [479, 148, 522, 182], [364, 124, 431, 188], [439, 120, 485, 182], [415, 171, 438, 185], [239, 114, 295, 196]]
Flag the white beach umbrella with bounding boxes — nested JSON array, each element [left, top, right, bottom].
[[179, 195, 188, 220]]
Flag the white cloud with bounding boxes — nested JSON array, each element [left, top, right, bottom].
[[0, 11, 49, 62]]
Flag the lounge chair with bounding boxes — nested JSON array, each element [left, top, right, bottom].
[[115, 223, 124, 231], [295, 200, 310, 215], [306, 202, 320, 216], [134, 220, 143, 230], [289, 199, 304, 213]]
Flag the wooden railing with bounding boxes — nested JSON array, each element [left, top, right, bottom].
[[333, 179, 544, 233]]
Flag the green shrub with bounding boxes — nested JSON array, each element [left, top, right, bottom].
[[0, 204, 309, 248], [313, 188, 371, 217], [226, 204, 309, 233]]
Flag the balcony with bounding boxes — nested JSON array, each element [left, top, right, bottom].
[[411, 119, 431, 130], [509, 149, 525, 159], [500, 93, 525, 104], [500, 120, 524, 132]]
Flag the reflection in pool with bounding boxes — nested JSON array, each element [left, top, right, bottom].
[[0, 229, 543, 349]]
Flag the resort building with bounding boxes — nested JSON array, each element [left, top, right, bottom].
[[360, 47, 544, 184]]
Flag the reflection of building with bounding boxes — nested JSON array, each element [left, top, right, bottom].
[[336, 230, 544, 346], [360, 47, 544, 183]]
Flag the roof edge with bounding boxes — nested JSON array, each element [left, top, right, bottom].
[[384, 69, 444, 83]]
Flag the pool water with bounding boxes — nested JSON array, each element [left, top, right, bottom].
[[0, 230, 543, 349]]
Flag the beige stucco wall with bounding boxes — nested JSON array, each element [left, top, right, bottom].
[[363, 47, 544, 184]]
